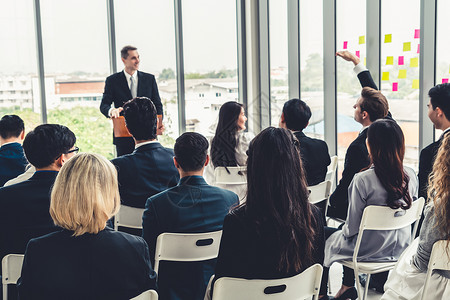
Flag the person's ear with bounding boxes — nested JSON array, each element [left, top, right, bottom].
[[173, 157, 180, 169], [362, 111, 368, 120], [20, 130, 25, 140], [55, 155, 64, 168], [204, 154, 210, 167]]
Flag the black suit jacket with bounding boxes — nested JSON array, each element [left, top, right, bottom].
[[17, 228, 157, 300], [142, 176, 239, 300], [0, 142, 28, 187], [111, 143, 179, 209], [0, 171, 59, 265], [294, 132, 331, 186]]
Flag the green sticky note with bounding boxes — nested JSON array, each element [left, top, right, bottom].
[[410, 57, 419, 67], [403, 42, 411, 51], [384, 34, 392, 43], [386, 56, 394, 65], [412, 79, 419, 89], [359, 35, 365, 44], [398, 69, 407, 79], [382, 72, 390, 81]]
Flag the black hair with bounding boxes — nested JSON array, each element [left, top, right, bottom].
[[282, 99, 312, 131], [123, 97, 157, 141], [23, 124, 76, 168], [0, 115, 24, 139], [174, 132, 209, 172], [429, 83, 450, 120]]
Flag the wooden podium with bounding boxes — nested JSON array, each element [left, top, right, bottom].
[[112, 116, 132, 137]]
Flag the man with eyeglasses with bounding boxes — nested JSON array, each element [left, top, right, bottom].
[[0, 124, 76, 299]]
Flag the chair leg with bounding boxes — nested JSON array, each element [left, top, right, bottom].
[[354, 268, 362, 300], [363, 273, 371, 300], [3, 284, 8, 300]]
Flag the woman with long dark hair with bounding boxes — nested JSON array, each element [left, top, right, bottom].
[[320, 119, 418, 299], [210, 127, 325, 295]]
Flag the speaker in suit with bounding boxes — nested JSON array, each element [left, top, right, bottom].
[[0, 142, 28, 186], [111, 142, 180, 209], [17, 228, 157, 300], [100, 70, 163, 156], [142, 175, 239, 300]]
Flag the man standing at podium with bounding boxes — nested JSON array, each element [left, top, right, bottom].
[[100, 45, 163, 156]]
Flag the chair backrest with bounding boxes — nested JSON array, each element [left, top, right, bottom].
[[308, 180, 332, 204], [352, 197, 425, 262], [214, 166, 247, 185], [2, 254, 25, 300], [212, 264, 323, 300], [154, 231, 222, 274], [325, 155, 338, 181], [130, 289, 158, 300], [421, 240, 450, 299], [114, 205, 145, 230]]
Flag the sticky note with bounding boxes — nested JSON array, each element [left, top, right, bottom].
[[410, 57, 419, 67], [398, 69, 407, 79], [398, 56, 404, 65], [443, 78, 449, 84], [384, 34, 392, 43], [417, 44, 420, 54], [412, 79, 419, 89], [382, 72, 390, 81], [355, 51, 360, 58], [392, 82, 398, 91], [359, 36, 365, 44], [364, 57, 366, 66], [414, 29, 420, 39], [403, 42, 411, 51], [343, 41, 348, 49], [386, 56, 394, 65]]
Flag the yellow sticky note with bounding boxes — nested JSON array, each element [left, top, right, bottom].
[[403, 42, 411, 51], [384, 34, 392, 43], [412, 79, 419, 89], [410, 57, 419, 67], [386, 56, 394, 65], [364, 57, 366, 66], [382, 72, 390, 81], [398, 69, 407, 79], [359, 35, 365, 44]]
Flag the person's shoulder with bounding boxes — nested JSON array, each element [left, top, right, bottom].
[[27, 230, 66, 247], [421, 140, 440, 155], [104, 227, 146, 244], [106, 71, 124, 81], [138, 71, 156, 79], [353, 167, 375, 182]]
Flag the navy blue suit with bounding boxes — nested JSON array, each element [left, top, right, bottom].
[[17, 228, 157, 300], [111, 142, 179, 209], [0, 142, 28, 187], [142, 176, 239, 300]]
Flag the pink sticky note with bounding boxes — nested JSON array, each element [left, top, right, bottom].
[[398, 56, 404, 65], [343, 41, 348, 49], [392, 82, 398, 92], [443, 78, 449, 84], [355, 51, 360, 58], [414, 29, 420, 39], [417, 44, 420, 54]]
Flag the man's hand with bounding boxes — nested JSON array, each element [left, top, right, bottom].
[[336, 51, 360, 66], [110, 107, 123, 118], [157, 115, 165, 136]]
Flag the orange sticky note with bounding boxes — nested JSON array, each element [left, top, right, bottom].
[[412, 79, 419, 89], [386, 56, 394, 65], [382, 72, 390, 81], [410, 57, 419, 68], [398, 69, 407, 79], [359, 36, 365, 44], [384, 34, 392, 43], [403, 42, 411, 51]]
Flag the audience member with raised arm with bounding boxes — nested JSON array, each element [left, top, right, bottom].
[[382, 133, 450, 300], [17, 153, 157, 299], [0, 115, 28, 186], [142, 132, 238, 300], [210, 127, 325, 298], [320, 119, 418, 300]]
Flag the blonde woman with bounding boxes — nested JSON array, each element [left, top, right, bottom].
[[17, 153, 157, 299], [382, 133, 450, 299]]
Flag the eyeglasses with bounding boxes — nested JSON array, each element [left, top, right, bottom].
[[66, 146, 79, 154]]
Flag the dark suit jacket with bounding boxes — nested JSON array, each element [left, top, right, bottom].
[[100, 70, 163, 145], [142, 176, 239, 300], [111, 142, 179, 209], [17, 228, 157, 300], [294, 132, 331, 186], [0, 142, 28, 187], [0, 171, 59, 265]]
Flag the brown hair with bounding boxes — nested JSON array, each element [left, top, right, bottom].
[[121, 45, 137, 59], [360, 87, 389, 122]]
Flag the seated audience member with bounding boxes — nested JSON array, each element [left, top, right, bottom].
[[327, 50, 390, 221], [382, 134, 450, 300], [0, 115, 28, 186], [418, 83, 450, 199], [320, 120, 418, 300], [279, 99, 331, 186], [210, 127, 325, 298], [17, 153, 157, 299], [142, 132, 239, 300], [111, 97, 179, 209]]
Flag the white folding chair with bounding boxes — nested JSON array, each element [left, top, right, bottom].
[[2, 254, 25, 300], [325, 155, 338, 192], [339, 197, 425, 300], [114, 205, 145, 231], [308, 180, 332, 206], [130, 289, 158, 300], [214, 166, 246, 185], [421, 240, 450, 300], [212, 263, 323, 300], [154, 231, 222, 274]]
